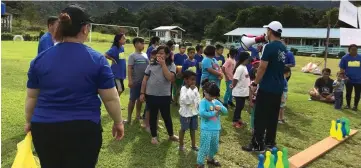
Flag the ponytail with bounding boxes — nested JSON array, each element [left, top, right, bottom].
[[54, 12, 82, 42]]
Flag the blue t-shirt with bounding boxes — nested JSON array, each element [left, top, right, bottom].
[[283, 78, 288, 93], [27, 42, 115, 123], [146, 46, 155, 60], [195, 54, 204, 74], [198, 98, 228, 131], [182, 59, 197, 73], [201, 57, 221, 82], [38, 32, 54, 54], [259, 41, 287, 94], [173, 53, 188, 66], [215, 55, 225, 66], [339, 54, 361, 84], [285, 50, 296, 66], [236, 46, 259, 61], [106, 46, 126, 79]]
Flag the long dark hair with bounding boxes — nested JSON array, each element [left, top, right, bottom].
[[227, 48, 238, 58], [151, 45, 173, 66], [233, 51, 250, 74], [111, 33, 124, 48]]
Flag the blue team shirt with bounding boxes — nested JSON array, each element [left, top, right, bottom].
[[38, 32, 54, 54], [27, 42, 115, 123], [236, 46, 259, 61], [198, 98, 228, 131], [182, 59, 197, 73], [201, 57, 221, 82], [106, 46, 126, 79], [259, 41, 287, 94], [195, 54, 204, 74], [339, 54, 361, 84], [215, 55, 225, 66], [285, 50, 296, 66], [146, 46, 155, 60], [173, 53, 188, 66]]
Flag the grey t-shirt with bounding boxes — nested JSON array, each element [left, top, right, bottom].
[[128, 52, 149, 84], [145, 63, 176, 96]]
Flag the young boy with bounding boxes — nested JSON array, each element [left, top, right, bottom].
[[333, 71, 346, 110], [215, 44, 225, 67], [278, 67, 291, 124], [173, 44, 188, 105], [179, 70, 201, 151], [182, 47, 197, 73], [195, 44, 204, 88], [126, 37, 148, 124]]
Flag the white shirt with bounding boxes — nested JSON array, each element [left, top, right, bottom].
[[232, 65, 250, 97], [179, 86, 201, 117]]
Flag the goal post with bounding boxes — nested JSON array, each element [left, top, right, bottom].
[[89, 23, 139, 43]]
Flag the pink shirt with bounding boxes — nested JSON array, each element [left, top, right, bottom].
[[222, 58, 236, 80]]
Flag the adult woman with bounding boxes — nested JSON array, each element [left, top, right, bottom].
[[25, 5, 124, 167], [339, 44, 361, 111]]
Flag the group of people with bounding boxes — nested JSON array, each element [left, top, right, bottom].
[[25, 4, 360, 168], [309, 44, 361, 111]]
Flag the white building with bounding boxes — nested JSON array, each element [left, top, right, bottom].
[[152, 26, 185, 44]]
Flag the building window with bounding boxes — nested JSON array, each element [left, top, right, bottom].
[[158, 31, 165, 37]]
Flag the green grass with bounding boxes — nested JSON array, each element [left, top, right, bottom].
[[1, 41, 361, 168]]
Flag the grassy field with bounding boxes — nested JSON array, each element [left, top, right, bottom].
[[1, 41, 361, 168]]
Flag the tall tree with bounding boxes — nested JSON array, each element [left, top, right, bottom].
[[205, 15, 232, 43]]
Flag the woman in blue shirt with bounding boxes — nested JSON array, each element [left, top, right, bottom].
[[105, 33, 127, 96], [339, 44, 361, 111], [25, 5, 124, 167]]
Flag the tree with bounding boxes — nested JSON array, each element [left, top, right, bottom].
[[205, 15, 232, 43]]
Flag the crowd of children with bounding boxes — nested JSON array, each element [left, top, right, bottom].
[[106, 34, 291, 167]]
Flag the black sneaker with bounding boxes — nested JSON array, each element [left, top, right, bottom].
[[265, 143, 277, 150], [242, 143, 265, 153], [352, 106, 358, 111]]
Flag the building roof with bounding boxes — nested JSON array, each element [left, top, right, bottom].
[[152, 26, 185, 32], [224, 28, 340, 39]]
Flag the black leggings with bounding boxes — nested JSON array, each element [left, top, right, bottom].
[[345, 82, 361, 108], [233, 97, 247, 122], [146, 95, 174, 137], [31, 120, 102, 168]]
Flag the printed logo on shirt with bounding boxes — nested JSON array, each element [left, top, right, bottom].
[[321, 87, 330, 94], [119, 53, 125, 59], [188, 66, 197, 73], [210, 106, 214, 111], [212, 60, 220, 71], [278, 50, 286, 63], [348, 61, 360, 67], [217, 60, 223, 67]]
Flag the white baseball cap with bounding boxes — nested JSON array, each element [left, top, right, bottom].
[[263, 21, 283, 33]]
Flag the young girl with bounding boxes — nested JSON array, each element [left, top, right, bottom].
[[104, 33, 127, 96], [230, 52, 250, 128], [201, 45, 223, 87], [222, 48, 238, 107], [179, 70, 201, 151], [146, 36, 160, 59], [140, 46, 179, 144], [197, 79, 228, 168]]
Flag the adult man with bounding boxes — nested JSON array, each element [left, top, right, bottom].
[[242, 21, 287, 152], [38, 16, 58, 54], [281, 39, 296, 81]]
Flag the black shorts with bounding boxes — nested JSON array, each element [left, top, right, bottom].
[[180, 115, 198, 131], [115, 79, 124, 92]]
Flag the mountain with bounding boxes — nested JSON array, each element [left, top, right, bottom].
[[23, 1, 340, 18]]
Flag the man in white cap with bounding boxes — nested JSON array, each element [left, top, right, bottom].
[[242, 21, 287, 152]]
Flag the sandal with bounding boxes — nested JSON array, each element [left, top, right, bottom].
[[169, 135, 179, 142], [191, 146, 199, 151], [207, 159, 221, 167], [151, 137, 159, 145]]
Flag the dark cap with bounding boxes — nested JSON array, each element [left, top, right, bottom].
[[62, 5, 93, 25]]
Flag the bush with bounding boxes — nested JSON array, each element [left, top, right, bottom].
[[290, 48, 298, 55], [126, 39, 131, 44], [27, 25, 45, 32], [338, 51, 346, 58], [23, 34, 37, 41], [1, 33, 14, 41]]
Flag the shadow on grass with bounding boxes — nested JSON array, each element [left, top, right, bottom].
[[1, 133, 26, 168]]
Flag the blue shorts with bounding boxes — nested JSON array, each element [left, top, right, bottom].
[[180, 115, 198, 131], [129, 82, 142, 101]]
